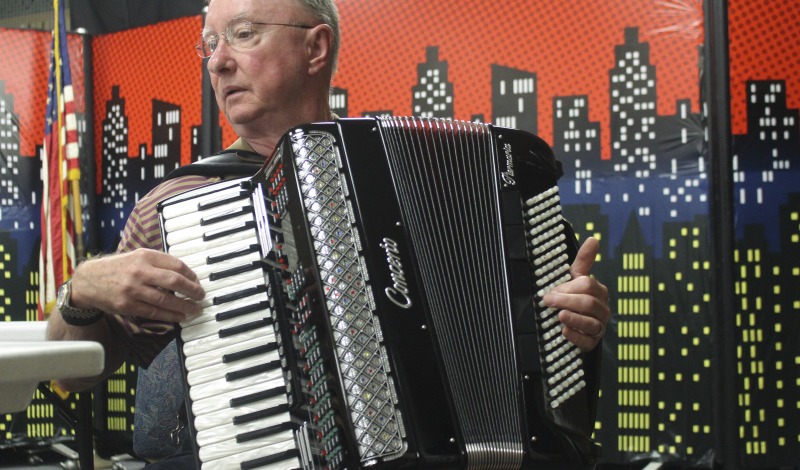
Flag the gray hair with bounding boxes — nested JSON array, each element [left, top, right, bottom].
[[296, 0, 340, 73]]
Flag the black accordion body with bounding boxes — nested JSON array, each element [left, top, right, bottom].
[[157, 117, 601, 470]]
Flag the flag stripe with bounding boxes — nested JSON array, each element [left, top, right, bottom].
[[39, 0, 80, 319]]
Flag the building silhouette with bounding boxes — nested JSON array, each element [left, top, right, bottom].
[[741, 80, 799, 170], [330, 86, 348, 118], [0, 80, 21, 207], [653, 216, 714, 459], [100, 85, 131, 244], [362, 110, 393, 118], [412, 46, 454, 119], [553, 95, 601, 195], [491, 64, 537, 134], [609, 27, 658, 178], [148, 100, 181, 181], [611, 213, 654, 454]]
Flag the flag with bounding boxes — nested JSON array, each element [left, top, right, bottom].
[[38, 0, 82, 320]]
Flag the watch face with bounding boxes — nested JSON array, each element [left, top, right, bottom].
[[56, 281, 70, 310]]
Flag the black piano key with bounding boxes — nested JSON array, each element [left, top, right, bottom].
[[240, 448, 301, 470], [214, 285, 268, 305], [236, 421, 297, 444], [203, 220, 256, 242], [207, 244, 260, 264], [197, 190, 249, 211], [200, 206, 253, 226], [216, 300, 271, 321], [209, 262, 260, 281], [230, 386, 286, 408], [223, 343, 279, 364], [232, 403, 290, 425], [219, 318, 272, 338], [226, 360, 282, 382]]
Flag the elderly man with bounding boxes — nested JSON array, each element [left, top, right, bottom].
[[47, 0, 610, 467]]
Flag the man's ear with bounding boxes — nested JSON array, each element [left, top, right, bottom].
[[306, 24, 333, 75]]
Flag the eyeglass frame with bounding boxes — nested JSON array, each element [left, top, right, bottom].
[[196, 20, 315, 58]]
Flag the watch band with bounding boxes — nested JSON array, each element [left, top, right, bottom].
[[60, 305, 104, 326], [57, 279, 104, 326]]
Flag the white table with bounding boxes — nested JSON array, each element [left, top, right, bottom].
[[0, 321, 105, 413]]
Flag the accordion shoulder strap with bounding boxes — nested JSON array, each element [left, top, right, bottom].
[[163, 150, 265, 181]]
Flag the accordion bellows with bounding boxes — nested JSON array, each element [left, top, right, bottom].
[[158, 117, 601, 470]]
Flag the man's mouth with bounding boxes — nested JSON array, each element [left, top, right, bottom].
[[224, 87, 244, 98]]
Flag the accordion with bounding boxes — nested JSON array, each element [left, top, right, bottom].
[[158, 117, 601, 469]]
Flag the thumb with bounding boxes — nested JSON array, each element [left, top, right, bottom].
[[571, 236, 599, 278]]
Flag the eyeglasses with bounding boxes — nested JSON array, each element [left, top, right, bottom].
[[196, 20, 313, 58]]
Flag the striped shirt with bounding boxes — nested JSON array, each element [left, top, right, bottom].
[[107, 174, 220, 367], [108, 139, 259, 367]]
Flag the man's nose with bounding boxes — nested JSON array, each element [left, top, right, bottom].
[[206, 41, 236, 74]]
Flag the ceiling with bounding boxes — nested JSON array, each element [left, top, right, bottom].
[[0, 0, 202, 34]]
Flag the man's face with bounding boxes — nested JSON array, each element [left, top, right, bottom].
[[204, 0, 315, 131]]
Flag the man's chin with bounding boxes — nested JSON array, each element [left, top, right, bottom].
[[223, 107, 258, 127]]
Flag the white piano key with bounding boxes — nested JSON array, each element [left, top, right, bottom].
[[194, 394, 289, 433], [198, 276, 270, 308], [196, 407, 291, 447], [161, 181, 249, 220], [200, 433, 299, 469], [191, 377, 287, 417], [191, 251, 262, 282], [167, 212, 256, 247], [190, 368, 286, 403], [181, 310, 271, 343], [181, 290, 270, 328], [197, 269, 265, 297], [187, 349, 281, 387], [184, 335, 276, 372], [168, 230, 256, 258], [182, 325, 274, 358], [178, 243, 261, 270], [164, 198, 252, 233]]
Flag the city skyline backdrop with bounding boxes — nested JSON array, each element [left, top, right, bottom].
[[0, 1, 798, 468]]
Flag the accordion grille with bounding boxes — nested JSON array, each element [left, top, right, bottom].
[[290, 131, 407, 463], [380, 117, 524, 469]]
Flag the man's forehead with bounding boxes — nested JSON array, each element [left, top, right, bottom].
[[207, 0, 297, 17], [204, 0, 296, 31]]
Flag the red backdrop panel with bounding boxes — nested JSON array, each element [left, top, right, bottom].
[[91, 15, 203, 189], [0, 28, 84, 159]]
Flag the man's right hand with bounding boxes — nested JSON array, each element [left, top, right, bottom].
[[69, 249, 205, 323]]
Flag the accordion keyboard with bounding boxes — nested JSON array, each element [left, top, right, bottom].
[[160, 179, 305, 470], [523, 186, 586, 408]]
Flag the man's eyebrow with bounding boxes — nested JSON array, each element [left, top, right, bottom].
[[201, 12, 251, 35]]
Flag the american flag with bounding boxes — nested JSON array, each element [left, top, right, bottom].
[[38, 0, 81, 319]]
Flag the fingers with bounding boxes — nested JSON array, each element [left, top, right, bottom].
[[541, 237, 611, 352], [132, 250, 203, 298], [118, 283, 203, 323], [570, 236, 599, 278], [549, 274, 608, 303], [557, 309, 608, 352], [545, 283, 610, 329], [72, 249, 204, 323], [544, 278, 610, 352]]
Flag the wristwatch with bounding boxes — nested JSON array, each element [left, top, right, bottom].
[[56, 280, 104, 326]]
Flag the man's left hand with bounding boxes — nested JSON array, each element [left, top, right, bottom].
[[542, 237, 611, 352]]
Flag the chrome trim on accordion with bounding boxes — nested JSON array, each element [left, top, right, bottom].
[[288, 128, 408, 463]]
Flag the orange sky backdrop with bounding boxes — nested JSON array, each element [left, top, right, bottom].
[[2, 1, 799, 168]]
